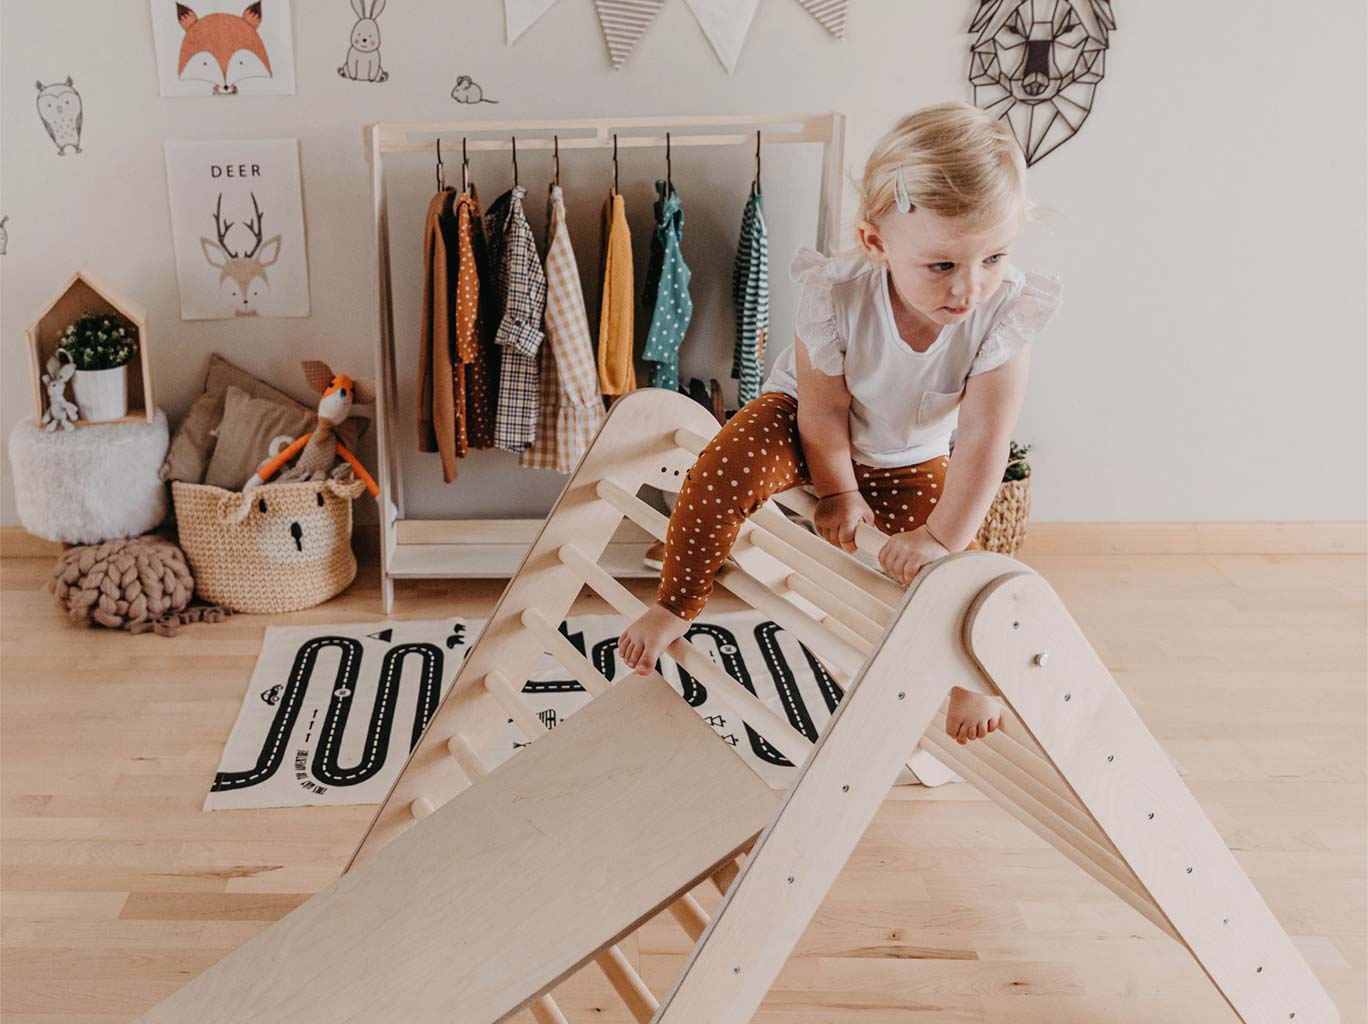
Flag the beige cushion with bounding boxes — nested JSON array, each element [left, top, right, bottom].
[[160, 354, 366, 484], [204, 386, 317, 490]]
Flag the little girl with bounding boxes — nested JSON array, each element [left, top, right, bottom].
[[618, 101, 1061, 746]]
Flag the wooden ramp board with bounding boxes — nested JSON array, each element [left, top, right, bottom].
[[136, 672, 779, 1023]]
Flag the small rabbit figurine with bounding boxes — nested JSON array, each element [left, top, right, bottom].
[[338, 0, 388, 83], [41, 354, 78, 432], [246, 360, 379, 495]]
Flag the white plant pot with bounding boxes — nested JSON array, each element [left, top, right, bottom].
[[72, 365, 129, 422]]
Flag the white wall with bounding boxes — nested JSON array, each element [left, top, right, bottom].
[[3, 0, 1365, 529]]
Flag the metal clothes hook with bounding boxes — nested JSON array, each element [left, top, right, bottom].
[[666, 131, 672, 192], [511, 136, 519, 187], [436, 137, 446, 191], [461, 137, 469, 193], [753, 129, 762, 196], [612, 133, 619, 196], [553, 135, 561, 188]]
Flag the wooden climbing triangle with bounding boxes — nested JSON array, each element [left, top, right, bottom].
[[136, 388, 1339, 1024]]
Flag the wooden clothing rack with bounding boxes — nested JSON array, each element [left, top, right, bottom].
[[135, 388, 1339, 1024], [365, 112, 847, 612]]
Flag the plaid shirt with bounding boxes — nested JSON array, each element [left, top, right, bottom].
[[731, 188, 769, 405], [520, 185, 607, 473], [485, 186, 547, 453]]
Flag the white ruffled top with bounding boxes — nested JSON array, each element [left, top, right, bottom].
[[762, 246, 1062, 468]]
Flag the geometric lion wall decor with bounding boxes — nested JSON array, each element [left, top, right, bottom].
[[970, 0, 1117, 165]]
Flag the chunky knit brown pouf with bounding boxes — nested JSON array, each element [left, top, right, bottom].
[[47, 536, 228, 636]]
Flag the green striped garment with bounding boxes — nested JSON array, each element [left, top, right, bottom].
[[731, 187, 769, 405]]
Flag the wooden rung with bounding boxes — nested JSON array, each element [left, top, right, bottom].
[[598, 477, 879, 681], [931, 711, 1139, 885], [595, 945, 659, 1023], [921, 723, 1176, 940], [711, 857, 740, 896], [667, 892, 710, 942], [770, 486, 889, 560], [521, 608, 612, 697], [529, 996, 570, 1024], [673, 427, 711, 456], [556, 543, 815, 768], [670, 428, 901, 615], [446, 733, 487, 783], [597, 479, 670, 538], [948, 711, 1101, 840], [784, 572, 884, 645], [815, 613, 870, 653], [409, 796, 435, 820], [714, 560, 866, 682], [485, 670, 548, 741], [749, 504, 902, 614]]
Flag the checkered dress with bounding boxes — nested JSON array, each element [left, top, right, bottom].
[[484, 186, 547, 454], [730, 188, 769, 405], [520, 185, 607, 473]]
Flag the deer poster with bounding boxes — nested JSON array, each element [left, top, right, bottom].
[[150, 0, 297, 96], [164, 138, 310, 319]]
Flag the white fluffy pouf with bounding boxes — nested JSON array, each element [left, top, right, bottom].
[[9, 410, 170, 544]]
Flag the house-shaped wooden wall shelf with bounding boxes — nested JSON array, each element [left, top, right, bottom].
[[25, 265, 155, 427]]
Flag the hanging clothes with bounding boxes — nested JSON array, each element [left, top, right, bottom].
[[520, 184, 608, 473], [641, 179, 693, 393], [417, 188, 460, 480], [730, 186, 769, 406], [484, 185, 547, 454], [597, 191, 636, 397], [453, 184, 500, 455]]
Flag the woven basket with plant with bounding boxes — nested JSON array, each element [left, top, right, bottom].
[[973, 440, 1032, 556]]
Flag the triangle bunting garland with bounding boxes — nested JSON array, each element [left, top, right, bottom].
[[683, 0, 762, 74], [794, 0, 849, 39], [505, 0, 563, 45], [594, 0, 667, 69]]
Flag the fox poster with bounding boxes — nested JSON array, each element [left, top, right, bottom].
[[150, 0, 297, 96], [164, 138, 311, 319]]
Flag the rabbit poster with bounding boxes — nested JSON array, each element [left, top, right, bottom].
[[149, 0, 297, 96], [164, 138, 311, 319]]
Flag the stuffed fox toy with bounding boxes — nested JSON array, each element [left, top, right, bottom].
[[245, 360, 379, 496]]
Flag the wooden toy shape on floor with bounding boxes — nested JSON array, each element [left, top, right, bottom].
[[134, 388, 1340, 1024]]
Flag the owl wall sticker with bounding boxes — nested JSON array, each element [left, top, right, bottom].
[[35, 77, 83, 155]]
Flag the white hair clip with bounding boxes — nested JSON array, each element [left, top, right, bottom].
[[893, 165, 913, 213]]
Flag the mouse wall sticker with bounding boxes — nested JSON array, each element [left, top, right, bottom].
[[451, 75, 499, 104]]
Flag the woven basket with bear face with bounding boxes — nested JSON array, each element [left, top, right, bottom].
[[172, 477, 365, 614]]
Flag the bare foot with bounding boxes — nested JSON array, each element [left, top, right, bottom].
[[946, 686, 1004, 744], [618, 603, 691, 676]]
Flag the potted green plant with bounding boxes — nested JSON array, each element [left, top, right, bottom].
[[57, 312, 139, 421]]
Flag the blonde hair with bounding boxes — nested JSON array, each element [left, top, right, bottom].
[[852, 102, 1031, 239]]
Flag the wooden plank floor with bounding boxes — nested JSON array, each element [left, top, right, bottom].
[[1, 545, 1363, 1023]]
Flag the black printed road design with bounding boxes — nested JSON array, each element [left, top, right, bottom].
[[211, 637, 444, 792], [312, 643, 444, 787], [510, 619, 845, 768]]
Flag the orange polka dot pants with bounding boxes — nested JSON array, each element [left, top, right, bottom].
[[657, 391, 978, 621]]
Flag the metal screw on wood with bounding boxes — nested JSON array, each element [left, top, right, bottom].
[[896, 691, 905, 700], [841, 784, 849, 792], [1033, 652, 1049, 667]]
